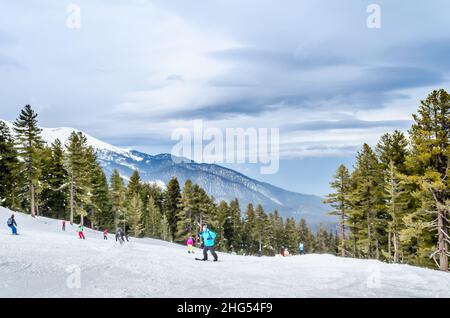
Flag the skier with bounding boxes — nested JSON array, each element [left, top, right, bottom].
[[284, 248, 290, 257], [103, 229, 108, 240], [196, 225, 218, 262], [7, 214, 18, 235], [281, 247, 285, 257], [299, 242, 305, 255], [115, 228, 126, 244], [62, 220, 66, 231], [186, 236, 194, 254], [77, 224, 85, 239]]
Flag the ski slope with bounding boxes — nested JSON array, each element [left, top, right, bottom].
[[0, 207, 449, 298]]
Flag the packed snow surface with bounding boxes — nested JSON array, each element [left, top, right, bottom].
[[1, 207, 449, 298]]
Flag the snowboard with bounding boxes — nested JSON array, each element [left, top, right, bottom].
[[195, 258, 220, 262]]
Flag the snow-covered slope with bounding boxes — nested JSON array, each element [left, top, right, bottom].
[[1, 207, 449, 298], [0, 119, 331, 224]]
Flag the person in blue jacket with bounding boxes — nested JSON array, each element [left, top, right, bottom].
[[299, 242, 305, 255], [198, 225, 218, 262], [7, 214, 18, 235]]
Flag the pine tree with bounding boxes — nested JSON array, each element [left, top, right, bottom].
[[215, 200, 230, 251], [283, 217, 299, 255], [297, 218, 313, 253], [242, 203, 256, 255], [123, 170, 144, 236], [254, 204, 271, 256], [384, 161, 408, 263], [110, 170, 125, 230], [90, 163, 112, 230], [143, 182, 164, 213], [175, 180, 196, 242], [13, 105, 44, 217], [127, 193, 143, 237], [65, 132, 92, 225], [376, 130, 409, 173], [405, 89, 450, 271], [160, 213, 171, 241], [127, 170, 141, 196], [0, 121, 20, 209], [39, 140, 68, 218], [270, 210, 284, 254], [163, 177, 181, 241], [226, 199, 242, 253], [324, 164, 351, 257], [142, 196, 161, 238], [348, 144, 387, 259], [315, 225, 330, 253]]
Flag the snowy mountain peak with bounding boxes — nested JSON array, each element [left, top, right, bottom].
[[1, 119, 130, 155]]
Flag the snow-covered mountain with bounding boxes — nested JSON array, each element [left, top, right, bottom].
[[1, 207, 449, 298], [1, 119, 331, 225]]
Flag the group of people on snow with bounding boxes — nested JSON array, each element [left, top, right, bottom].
[[6, 213, 302, 260], [60, 219, 129, 243], [185, 225, 218, 262], [281, 243, 306, 257]]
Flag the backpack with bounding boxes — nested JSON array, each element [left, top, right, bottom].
[[7, 218, 13, 226], [207, 230, 216, 241]]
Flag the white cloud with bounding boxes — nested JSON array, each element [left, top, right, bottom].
[[1, 0, 450, 161]]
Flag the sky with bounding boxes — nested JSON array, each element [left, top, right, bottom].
[[1, 0, 450, 196]]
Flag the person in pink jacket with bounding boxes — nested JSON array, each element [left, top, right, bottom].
[[186, 236, 195, 254]]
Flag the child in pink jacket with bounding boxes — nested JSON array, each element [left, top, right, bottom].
[[187, 236, 194, 254]]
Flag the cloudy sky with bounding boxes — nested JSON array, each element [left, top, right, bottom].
[[1, 0, 450, 195]]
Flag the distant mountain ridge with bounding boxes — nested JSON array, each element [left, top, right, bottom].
[[1, 119, 333, 226]]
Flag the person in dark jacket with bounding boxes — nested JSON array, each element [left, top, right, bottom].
[[7, 215, 18, 235], [115, 228, 127, 244]]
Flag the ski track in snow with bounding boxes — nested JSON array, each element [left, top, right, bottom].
[[0, 207, 449, 298]]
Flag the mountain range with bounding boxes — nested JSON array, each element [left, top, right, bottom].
[[1, 119, 333, 227]]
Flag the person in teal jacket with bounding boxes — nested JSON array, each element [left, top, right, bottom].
[[198, 225, 218, 261]]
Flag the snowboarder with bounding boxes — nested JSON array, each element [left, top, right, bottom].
[[186, 236, 194, 254], [77, 224, 85, 239], [196, 225, 218, 262], [7, 214, 18, 235], [62, 220, 66, 231], [115, 228, 126, 244], [299, 242, 305, 255], [103, 229, 108, 240]]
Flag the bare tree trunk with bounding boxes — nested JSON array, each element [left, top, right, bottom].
[[367, 210, 372, 258], [30, 183, 36, 217], [340, 208, 345, 257], [393, 232, 399, 263], [375, 239, 380, 260], [438, 211, 449, 271], [388, 230, 391, 263], [259, 234, 262, 257], [70, 175, 74, 225], [80, 213, 84, 226]]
